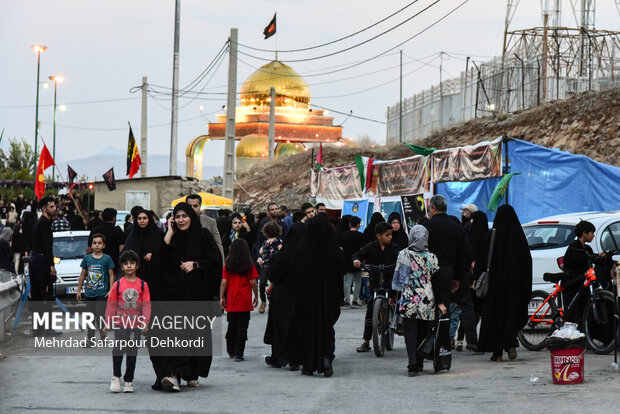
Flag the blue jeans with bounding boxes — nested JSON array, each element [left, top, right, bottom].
[[343, 271, 362, 304], [449, 303, 461, 338]]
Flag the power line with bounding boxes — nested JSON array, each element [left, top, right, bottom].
[[236, 0, 469, 78], [238, 0, 441, 63], [309, 104, 386, 125], [0, 96, 140, 109], [237, 0, 422, 54], [313, 54, 441, 99], [39, 111, 217, 132]]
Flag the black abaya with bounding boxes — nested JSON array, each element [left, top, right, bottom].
[[477, 205, 532, 353], [294, 215, 344, 373], [155, 203, 223, 383], [363, 212, 385, 245], [265, 222, 306, 365]]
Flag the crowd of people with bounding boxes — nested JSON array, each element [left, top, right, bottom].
[[8, 190, 594, 389]]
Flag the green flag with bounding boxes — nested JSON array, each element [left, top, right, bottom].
[[487, 172, 520, 211], [354, 155, 365, 191], [405, 143, 436, 156]]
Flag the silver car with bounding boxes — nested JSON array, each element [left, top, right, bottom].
[[52, 230, 90, 298], [523, 211, 620, 292]]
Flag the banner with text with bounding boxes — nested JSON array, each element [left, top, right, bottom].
[[432, 139, 502, 183], [401, 194, 426, 232], [376, 155, 428, 196]]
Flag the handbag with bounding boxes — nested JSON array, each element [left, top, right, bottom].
[[475, 228, 496, 299]]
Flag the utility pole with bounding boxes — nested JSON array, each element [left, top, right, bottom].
[[439, 51, 444, 128], [399, 50, 403, 143], [268, 86, 275, 159], [141, 76, 148, 177], [169, 0, 180, 176], [462, 56, 470, 122], [223, 29, 238, 200]]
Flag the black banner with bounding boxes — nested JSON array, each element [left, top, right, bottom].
[[401, 194, 426, 232], [102, 168, 116, 191]]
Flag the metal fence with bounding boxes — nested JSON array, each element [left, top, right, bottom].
[[387, 46, 620, 144]]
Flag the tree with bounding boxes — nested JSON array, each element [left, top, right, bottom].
[[0, 138, 35, 180]]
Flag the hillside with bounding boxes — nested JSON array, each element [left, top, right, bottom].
[[235, 87, 620, 211]]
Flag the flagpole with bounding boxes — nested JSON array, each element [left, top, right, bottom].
[[56, 165, 88, 228]]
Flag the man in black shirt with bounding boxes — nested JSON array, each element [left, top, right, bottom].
[[89, 208, 125, 272], [352, 221, 399, 352], [423, 195, 468, 321], [29, 197, 58, 336], [338, 216, 365, 307], [562, 220, 608, 321]]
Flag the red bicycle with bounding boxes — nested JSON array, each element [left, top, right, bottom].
[[518, 265, 616, 354]]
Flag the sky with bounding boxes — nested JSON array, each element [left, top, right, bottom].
[[1, 0, 618, 180]]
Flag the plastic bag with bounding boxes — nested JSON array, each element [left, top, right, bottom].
[[547, 323, 586, 350]]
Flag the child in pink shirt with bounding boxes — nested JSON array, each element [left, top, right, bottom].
[[104, 250, 151, 393]]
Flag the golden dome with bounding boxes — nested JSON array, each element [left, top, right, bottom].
[[236, 134, 269, 158], [275, 142, 305, 158], [240, 60, 311, 108]]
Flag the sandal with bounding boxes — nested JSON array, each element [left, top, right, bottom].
[[356, 342, 371, 352], [507, 347, 517, 360], [490, 352, 502, 362]]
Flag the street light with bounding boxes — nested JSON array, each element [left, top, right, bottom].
[[49, 75, 64, 182], [31, 44, 47, 177]]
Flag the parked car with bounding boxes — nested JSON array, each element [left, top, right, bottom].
[[523, 211, 620, 292], [51, 230, 90, 299], [115, 210, 131, 230]]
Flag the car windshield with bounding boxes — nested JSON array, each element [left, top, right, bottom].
[[523, 225, 575, 250], [53, 236, 89, 259]]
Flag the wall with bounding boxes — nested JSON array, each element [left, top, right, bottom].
[[94, 176, 212, 216]]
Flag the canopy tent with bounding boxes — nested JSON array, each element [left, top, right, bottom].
[[171, 192, 233, 208]]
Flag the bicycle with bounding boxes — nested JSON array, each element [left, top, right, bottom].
[[518, 265, 616, 354], [361, 263, 396, 357]]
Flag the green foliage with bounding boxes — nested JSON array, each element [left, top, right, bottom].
[[0, 138, 35, 180]]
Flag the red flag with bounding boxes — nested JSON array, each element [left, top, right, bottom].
[[34, 144, 55, 200], [365, 158, 374, 189], [126, 125, 141, 178], [263, 13, 276, 39], [315, 143, 323, 168]]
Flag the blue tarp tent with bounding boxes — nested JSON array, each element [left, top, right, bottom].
[[437, 139, 620, 224]]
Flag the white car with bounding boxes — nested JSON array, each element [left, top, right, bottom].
[[52, 230, 90, 298], [523, 211, 620, 292]]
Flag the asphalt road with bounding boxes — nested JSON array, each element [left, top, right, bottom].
[[1, 306, 620, 413]]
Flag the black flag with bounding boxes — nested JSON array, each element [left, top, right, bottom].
[[102, 168, 116, 191], [263, 13, 276, 39], [67, 165, 77, 187]]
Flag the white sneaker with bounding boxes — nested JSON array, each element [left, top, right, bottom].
[[187, 380, 199, 387], [123, 382, 134, 393], [161, 375, 181, 392], [110, 376, 121, 393]]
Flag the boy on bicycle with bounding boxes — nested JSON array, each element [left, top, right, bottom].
[[352, 221, 400, 352], [562, 220, 608, 321]]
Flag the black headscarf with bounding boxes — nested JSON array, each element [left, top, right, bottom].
[[170, 202, 205, 261], [387, 212, 408, 251], [335, 215, 352, 238], [363, 212, 385, 245], [123, 209, 163, 289], [477, 204, 532, 352], [468, 211, 489, 262]]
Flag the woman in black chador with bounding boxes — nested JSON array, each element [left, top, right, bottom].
[[477, 205, 532, 361], [123, 209, 163, 295], [264, 222, 307, 369], [155, 202, 222, 391], [294, 215, 344, 376]]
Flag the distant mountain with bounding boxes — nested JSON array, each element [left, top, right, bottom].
[[55, 150, 222, 182]]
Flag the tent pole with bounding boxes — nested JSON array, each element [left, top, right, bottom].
[[503, 135, 510, 205]]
